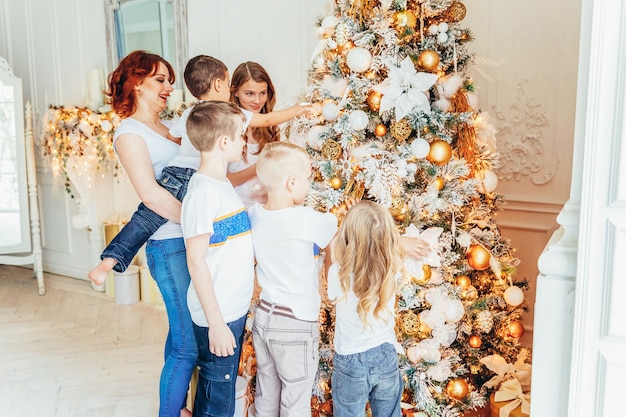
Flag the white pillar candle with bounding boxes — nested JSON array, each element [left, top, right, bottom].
[[89, 67, 103, 107], [168, 89, 184, 110]]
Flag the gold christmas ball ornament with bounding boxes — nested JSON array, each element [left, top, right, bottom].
[[400, 311, 421, 335], [466, 244, 491, 270], [426, 140, 452, 165], [390, 118, 412, 141], [413, 264, 432, 285], [367, 90, 383, 111], [418, 50, 441, 72], [365, 70, 378, 80], [422, 265, 432, 281], [337, 40, 355, 55], [375, 123, 388, 137], [329, 177, 343, 190], [433, 177, 445, 191], [456, 275, 471, 289], [446, 378, 469, 400], [446, 1, 467, 22], [321, 139, 342, 160], [508, 320, 525, 339], [394, 10, 417, 29], [468, 335, 482, 348]]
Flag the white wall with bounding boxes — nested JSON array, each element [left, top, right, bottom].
[[463, 0, 581, 344]]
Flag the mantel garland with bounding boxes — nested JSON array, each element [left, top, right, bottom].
[[40, 104, 188, 196]]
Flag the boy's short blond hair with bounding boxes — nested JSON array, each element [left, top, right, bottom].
[[256, 142, 310, 189], [186, 101, 244, 152]]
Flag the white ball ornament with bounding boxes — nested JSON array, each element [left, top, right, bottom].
[[422, 345, 442, 363], [437, 32, 449, 43], [438, 22, 449, 33], [348, 110, 369, 130], [306, 126, 327, 151], [407, 345, 423, 363], [428, 24, 439, 35], [482, 170, 499, 193], [477, 170, 499, 193], [321, 16, 338, 29], [322, 102, 339, 121], [411, 138, 431, 159], [346, 47, 372, 73], [444, 298, 465, 323], [504, 286, 525, 307]]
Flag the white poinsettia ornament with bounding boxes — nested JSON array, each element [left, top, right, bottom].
[[375, 56, 438, 120]]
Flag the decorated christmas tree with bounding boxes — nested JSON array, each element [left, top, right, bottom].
[[283, 0, 531, 415]]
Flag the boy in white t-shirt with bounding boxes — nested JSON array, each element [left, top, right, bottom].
[[181, 100, 254, 416], [247, 142, 339, 417], [88, 55, 310, 285]]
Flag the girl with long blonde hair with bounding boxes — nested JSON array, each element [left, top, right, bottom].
[[327, 200, 404, 417]]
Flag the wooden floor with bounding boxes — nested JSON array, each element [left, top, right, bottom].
[[0, 264, 169, 417]]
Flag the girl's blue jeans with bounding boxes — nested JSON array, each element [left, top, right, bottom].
[[101, 166, 195, 272], [192, 315, 247, 417], [146, 237, 198, 417], [332, 342, 402, 417]]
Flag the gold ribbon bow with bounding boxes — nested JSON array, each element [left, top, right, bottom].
[[479, 349, 532, 392], [493, 378, 530, 417]]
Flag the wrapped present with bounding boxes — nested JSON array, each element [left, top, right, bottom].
[[480, 349, 532, 392], [489, 379, 530, 417], [481, 350, 531, 417]]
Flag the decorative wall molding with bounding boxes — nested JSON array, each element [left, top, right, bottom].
[[493, 80, 559, 185]]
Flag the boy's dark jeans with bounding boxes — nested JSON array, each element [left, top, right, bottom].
[[101, 166, 196, 272]]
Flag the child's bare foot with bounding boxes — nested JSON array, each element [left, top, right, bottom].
[[180, 408, 192, 417], [88, 257, 117, 286]]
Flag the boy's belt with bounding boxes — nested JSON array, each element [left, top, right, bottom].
[[257, 299, 297, 320]]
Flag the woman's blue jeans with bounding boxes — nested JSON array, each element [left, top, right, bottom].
[[332, 343, 402, 417], [146, 237, 198, 417]]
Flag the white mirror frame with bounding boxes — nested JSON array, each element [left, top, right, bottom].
[[0, 57, 45, 295], [104, 0, 188, 85]]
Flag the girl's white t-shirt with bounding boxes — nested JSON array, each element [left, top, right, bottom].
[[113, 118, 182, 240], [247, 204, 337, 321], [227, 142, 266, 208], [328, 264, 404, 355]]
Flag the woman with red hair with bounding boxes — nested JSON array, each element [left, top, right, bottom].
[[104, 50, 196, 417]]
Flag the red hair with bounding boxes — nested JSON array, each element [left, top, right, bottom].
[[106, 50, 175, 118]]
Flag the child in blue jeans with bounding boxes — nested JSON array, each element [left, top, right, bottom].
[[88, 55, 310, 285], [327, 200, 405, 417], [181, 100, 255, 417]]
